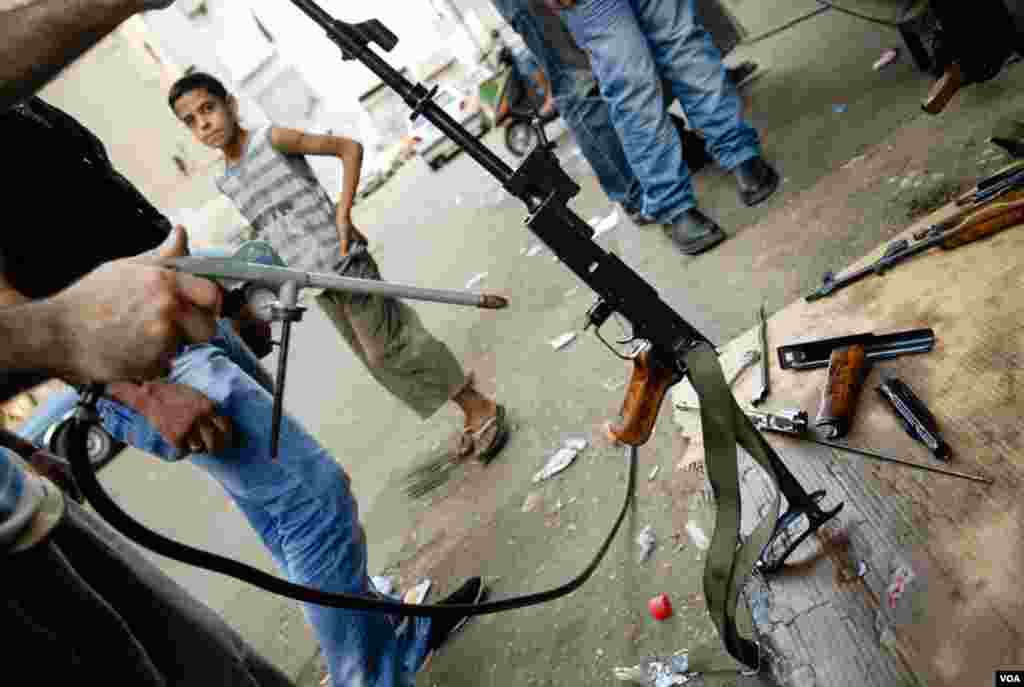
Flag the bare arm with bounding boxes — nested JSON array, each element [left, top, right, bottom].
[[0, 0, 148, 110], [0, 227, 222, 384], [270, 127, 365, 247]]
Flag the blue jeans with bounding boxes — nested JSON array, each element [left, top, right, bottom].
[[563, 0, 761, 222], [97, 320, 431, 687], [491, 0, 643, 208]]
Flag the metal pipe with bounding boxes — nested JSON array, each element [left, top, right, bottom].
[[807, 436, 992, 484], [163, 257, 508, 310]]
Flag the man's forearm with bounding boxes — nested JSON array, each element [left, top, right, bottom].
[[336, 143, 363, 224], [0, 0, 144, 110], [0, 298, 69, 378]]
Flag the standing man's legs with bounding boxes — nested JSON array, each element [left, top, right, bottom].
[[491, 0, 644, 213], [562, 0, 778, 253]]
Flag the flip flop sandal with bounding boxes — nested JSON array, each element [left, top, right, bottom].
[[470, 404, 510, 465]]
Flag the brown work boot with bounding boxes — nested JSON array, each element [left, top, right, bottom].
[[922, 62, 965, 115]]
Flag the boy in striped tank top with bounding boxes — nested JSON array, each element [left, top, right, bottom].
[[169, 73, 509, 466]]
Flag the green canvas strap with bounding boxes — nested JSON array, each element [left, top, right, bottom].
[[684, 343, 783, 672]]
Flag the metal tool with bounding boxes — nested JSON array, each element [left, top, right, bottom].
[[747, 408, 991, 484], [673, 349, 760, 411], [876, 375, 951, 461], [777, 328, 935, 370], [751, 304, 770, 406]]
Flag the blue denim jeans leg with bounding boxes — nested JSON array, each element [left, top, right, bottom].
[[491, 0, 643, 208], [563, 0, 761, 223], [97, 320, 431, 687]]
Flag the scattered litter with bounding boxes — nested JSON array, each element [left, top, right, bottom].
[[550, 331, 577, 350], [552, 499, 565, 512], [565, 286, 580, 298], [522, 491, 543, 513], [613, 653, 691, 686], [886, 564, 916, 609], [589, 209, 621, 238], [648, 466, 661, 481], [403, 579, 432, 605], [565, 437, 588, 451], [568, 523, 578, 532], [832, 103, 848, 114], [533, 437, 588, 482], [637, 525, 657, 563], [597, 648, 605, 658], [465, 272, 488, 289], [568, 497, 578, 505], [526, 244, 545, 257], [857, 561, 869, 578], [648, 593, 673, 621], [535, 451, 575, 482], [685, 522, 710, 551], [371, 575, 395, 596], [747, 583, 771, 625], [873, 47, 900, 71]]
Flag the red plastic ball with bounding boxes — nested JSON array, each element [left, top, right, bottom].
[[648, 593, 673, 620]]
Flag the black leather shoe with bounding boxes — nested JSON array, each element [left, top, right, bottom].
[[733, 157, 779, 207], [662, 208, 726, 255]]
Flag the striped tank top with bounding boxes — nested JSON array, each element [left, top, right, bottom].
[[216, 125, 344, 274]]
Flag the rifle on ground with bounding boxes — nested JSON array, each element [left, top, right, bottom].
[[807, 193, 1024, 302]]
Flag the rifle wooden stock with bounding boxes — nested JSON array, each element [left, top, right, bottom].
[[941, 197, 1024, 249], [608, 349, 681, 446], [815, 344, 869, 439]]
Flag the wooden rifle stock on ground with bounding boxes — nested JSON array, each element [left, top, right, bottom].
[[815, 344, 869, 439], [807, 194, 1024, 301]]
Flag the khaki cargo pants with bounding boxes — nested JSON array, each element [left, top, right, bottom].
[[315, 251, 469, 420]]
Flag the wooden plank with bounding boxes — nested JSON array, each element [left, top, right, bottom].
[[672, 199, 1024, 685]]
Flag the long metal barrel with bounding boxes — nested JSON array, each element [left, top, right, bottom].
[[163, 257, 508, 310]]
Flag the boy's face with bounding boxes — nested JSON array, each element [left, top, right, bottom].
[[173, 87, 239, 150]]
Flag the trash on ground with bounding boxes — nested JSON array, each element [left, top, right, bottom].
[[526, 243, 545, 257], [465, 272, 488, 289], [533, 437, 588, 483], [648, 593, 673, 621], [589, 208, 621, 238], [637, 525, 657, 562], [522, 491, 543, 513], [552, 499, 564, 512], [613, 652, 691, 686], [857, 560, 869, 578], [832, 103, 848, 114], [565, 286, 580, 298], [550, 331, 577, 350], [747, 583, 771, 625], [565, 437, 588, 451], [886, 564, 915, 609], [371, 575, 395, 596], [648, 466, 661, 481], [403, 579, 432, 605], [685, 521, 710, 550], [873, 47, 900, 71]]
